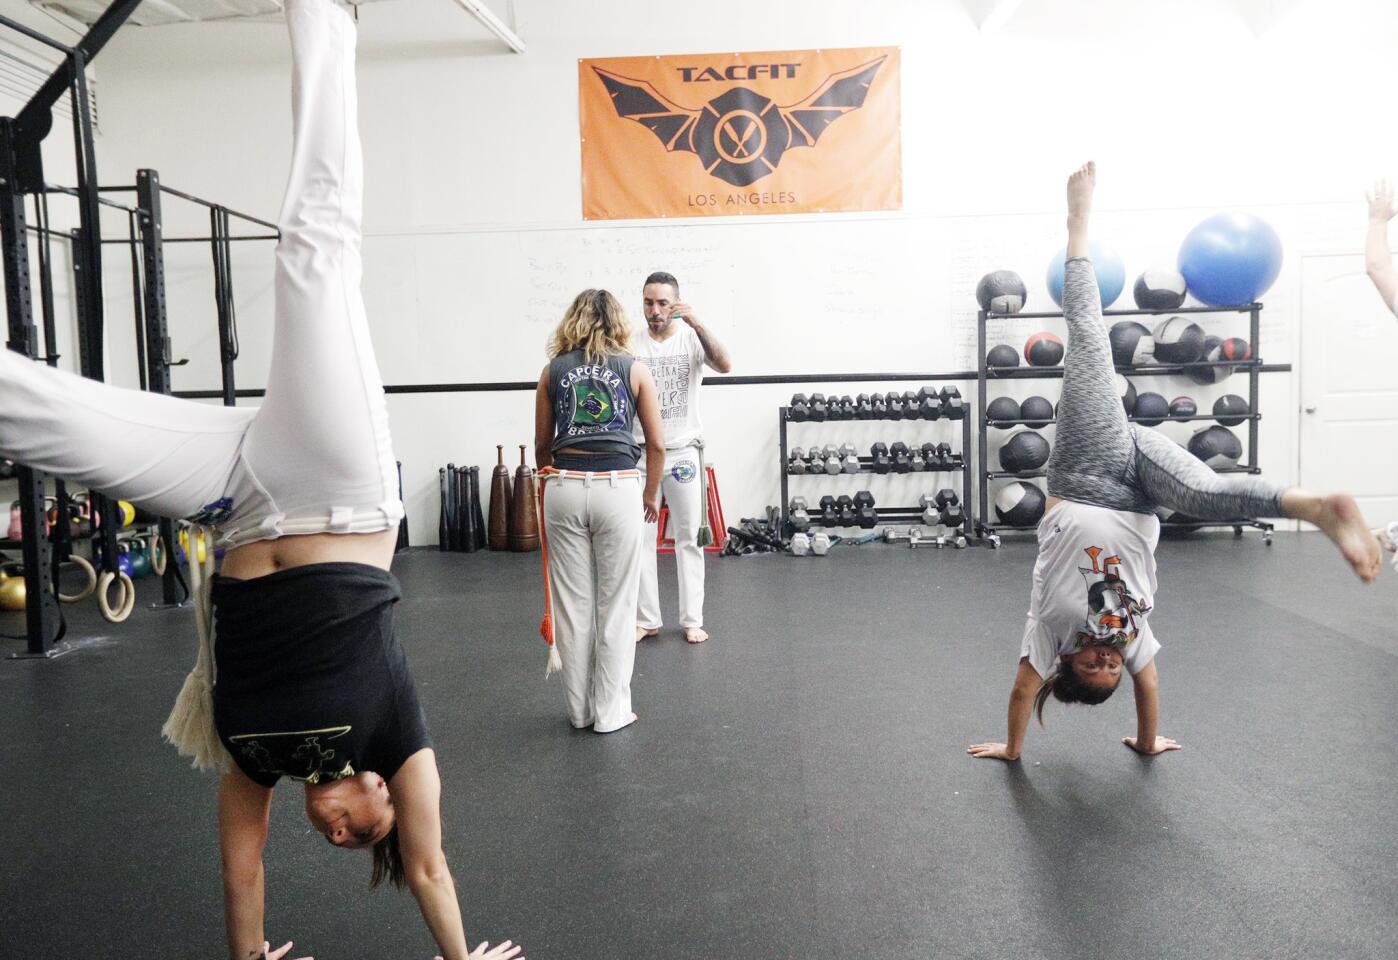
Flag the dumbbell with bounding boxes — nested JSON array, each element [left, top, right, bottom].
[[787, 447, 806, 475], [822, 445, 842, 476], [871, 393, 888, 418], [917, 386, 942, 421], [920, 442, 938, 470], [910, 445, 927, 472], [937, 442, 956, 468], [839, 395, 857, 420], [936, 489, 964, 528], [811, 531, 832, 556], [790, 394, 809, 421], [902, 391, 920, 420], [853, 491, 877, 528], [890, 441, 912, 473], [818, 494, 838, 526], [836, 494, 856, 526], [809, 393, 828, 422], [789, 497, 811, 532], [885, 391, 904, 421], [918, 492, 941, 527], [939, 386, 965, 420], [870, 442, 892, 474], [790, 532, 811, 556], [840, 443, 861, 474], [856, 393, 874, 419], [806, 447, 826, 472]]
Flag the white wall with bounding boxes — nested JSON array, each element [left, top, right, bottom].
[[45, 0, 1398, 541]]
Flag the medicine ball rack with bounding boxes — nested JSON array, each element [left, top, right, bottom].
[[974, 303, 1293, 546], [777, 397, 975, 545]]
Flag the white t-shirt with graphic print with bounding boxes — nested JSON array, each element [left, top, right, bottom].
[[633, 323, 707, 450], [1020, 499, 1161, 678]]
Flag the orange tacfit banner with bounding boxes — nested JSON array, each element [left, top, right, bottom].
[[579, 46, 901, 220]]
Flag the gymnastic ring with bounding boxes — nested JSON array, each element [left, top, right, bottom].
[[97, 570, 136, 623], [150, 535, 167, 577], [58, 554, 97, 603]]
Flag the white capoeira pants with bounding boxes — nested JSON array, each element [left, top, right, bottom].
[[637, 446, 705, 630], [0, 0, 400, 549], [541, 470, 643, 733]]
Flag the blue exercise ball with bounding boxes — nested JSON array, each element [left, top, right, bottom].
[[1046, 240, 1126, 309], [1177, 213, 1282, 307]]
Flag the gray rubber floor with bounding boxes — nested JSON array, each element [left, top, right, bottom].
[[2, 532, 1395, 960]]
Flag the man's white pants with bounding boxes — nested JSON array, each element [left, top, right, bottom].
[[637, 447, 705, 630], [542, 471, 643, 733]]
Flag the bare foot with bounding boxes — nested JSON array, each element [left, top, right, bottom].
[[1313, 494, 1382, 582], [636, 626, 658, 643], [684, 627, 708, 644], [1066, 160, 1096, 225]]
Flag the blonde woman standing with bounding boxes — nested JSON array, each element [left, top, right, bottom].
[[534, 290, 665, 732]]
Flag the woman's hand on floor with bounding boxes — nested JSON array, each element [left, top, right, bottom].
[[262, 940, 311, 960], [1123, 735, 1181, 755]]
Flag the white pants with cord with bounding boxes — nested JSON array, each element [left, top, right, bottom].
[[0, 0, 400, 547], [541, 470, 643, 733], [637, 445, 705, 631]]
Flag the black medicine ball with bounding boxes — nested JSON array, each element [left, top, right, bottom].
[[987, 344, 1020, 368], [1109, 321, 1155, 366], [1020, 395, 1055, 429], [1169, 396, 1198, 418], [1133, 268, 1188, 310], [987, 396, 1021, 427], [1133, 391, 1169, 426], [1187, 425, 1243, 468], [1188, 336, 1232, 385], [976, 270, 1028, 314], [1213, 394, 1250, 427], [1024, 331, 1064, 366], [1000, 431, 1051, 474], [995, 481, 1047, 527], [1152, 316, 1205, 364]]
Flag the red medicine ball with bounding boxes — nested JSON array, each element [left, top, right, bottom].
[[1024, 331, 1064, 366], [1220, 337, 1252, 362]]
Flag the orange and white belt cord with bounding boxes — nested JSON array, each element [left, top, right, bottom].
[[534, 467, 643, 678]]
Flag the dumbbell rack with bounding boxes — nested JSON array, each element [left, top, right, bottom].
[[777, 401, 975, 544], [974, 302, 1293, 546]]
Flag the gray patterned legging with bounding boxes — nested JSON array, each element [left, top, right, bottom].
[[1045, 257, 1286, 519]]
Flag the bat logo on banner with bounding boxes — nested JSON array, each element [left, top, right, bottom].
[[593, 56, 886, 188]]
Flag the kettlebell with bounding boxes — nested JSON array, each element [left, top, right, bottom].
[[178, 528, 208, 565], [129, 540, 152, 579], [0, 563, 27, 611]]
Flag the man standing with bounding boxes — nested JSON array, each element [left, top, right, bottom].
[[633, 271, 732, 644]]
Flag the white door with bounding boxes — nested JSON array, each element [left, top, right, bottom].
[[1299, 254, 1398, 526]]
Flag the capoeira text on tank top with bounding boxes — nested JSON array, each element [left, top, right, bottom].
[[558, 364, 633, 439]]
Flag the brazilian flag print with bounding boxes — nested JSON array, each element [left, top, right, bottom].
[[572, 381, 614, 426]]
